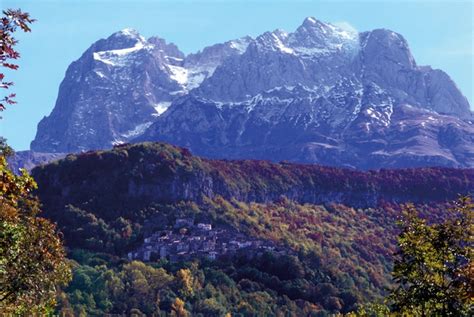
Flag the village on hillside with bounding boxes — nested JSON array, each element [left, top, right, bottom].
[[128, 217, 289, 262]]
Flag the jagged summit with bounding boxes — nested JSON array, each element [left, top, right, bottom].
[[91, 28, 146, 53], [115, 27, 142, 38], [31, 18, 473, 169], [296, 17, 357, 38], [298, 16, 341, 35], [302, 16, 319, 25], [105, 28, 145, 47], [298, 16, 337, 34]]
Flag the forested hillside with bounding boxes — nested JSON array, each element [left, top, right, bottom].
[[33, 142, 473, 209], [29, 142, 473, 315]]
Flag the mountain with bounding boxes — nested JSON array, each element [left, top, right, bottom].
[[31, 18, 473, 169], [31, 142, 474, 314], [30, 29, 251, 153]]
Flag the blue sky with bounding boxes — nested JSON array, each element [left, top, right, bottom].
[[1, 0, 473, 150]]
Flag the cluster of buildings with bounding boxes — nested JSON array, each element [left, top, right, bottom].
[[128, 217, 283, 262]]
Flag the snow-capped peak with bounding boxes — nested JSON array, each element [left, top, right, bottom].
[[114, 28, 144, 41], [248, 18, 359, 59], [93, 30, 150, 66], [286, 18, 359, 57], [304, 17, 318, 25], [294, 17, 358, 41], [301, 16, 331, 30]]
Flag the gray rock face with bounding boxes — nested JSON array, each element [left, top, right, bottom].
[[32, 18, 473, 169]]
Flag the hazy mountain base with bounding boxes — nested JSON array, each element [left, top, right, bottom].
[[29, 142, 473, 314], [7, 150, 65, 172]]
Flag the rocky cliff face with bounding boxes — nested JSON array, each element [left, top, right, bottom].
[[31, 18, 473, 169]]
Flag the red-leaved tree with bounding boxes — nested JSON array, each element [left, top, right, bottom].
[[0, 9, 35, 112]]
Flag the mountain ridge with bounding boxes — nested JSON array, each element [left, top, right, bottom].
[[30, 17, 473, 169], [32, 142, 474, 210]]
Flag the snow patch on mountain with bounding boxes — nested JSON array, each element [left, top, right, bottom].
[[271, 32, 294, 54], [93, 40, 149, 66], [153, 102, 172, 116], [121, 122, 153, 139], [167, 64, 188, 85], [229, 39, 250, 53]]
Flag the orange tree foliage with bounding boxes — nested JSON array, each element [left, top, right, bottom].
[[170, 297, 190, 317], [0, 142, 71, 314]]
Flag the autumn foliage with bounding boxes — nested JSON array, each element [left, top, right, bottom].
[[0, 142, 71, 314], [0, 9, 34, 112], [27, 142, 473, 314]]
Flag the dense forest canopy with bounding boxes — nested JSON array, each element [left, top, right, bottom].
[[26, 142, 473, 315], [33, 142, 473, 210]]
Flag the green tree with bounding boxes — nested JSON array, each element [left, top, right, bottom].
[[389, 197, 473, 316], [347, 303, 391, 317], [105, 261, 173, 314]]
